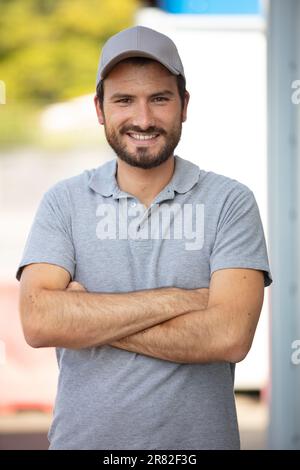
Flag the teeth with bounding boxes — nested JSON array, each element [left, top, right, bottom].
[[130, 133, 157, 141]]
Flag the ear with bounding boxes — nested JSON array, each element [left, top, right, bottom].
[[182, 90, 190, 123], [94, 95, 104, 125]]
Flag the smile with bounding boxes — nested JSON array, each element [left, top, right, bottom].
[[127, 133, 159, 141]]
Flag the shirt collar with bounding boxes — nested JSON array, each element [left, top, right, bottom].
[[169, 155, 200, 194], [88, 155, 200, 201], [88, 158, 118, 198]]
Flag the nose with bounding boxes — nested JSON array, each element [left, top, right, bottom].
[[131, 101, 155, 130]]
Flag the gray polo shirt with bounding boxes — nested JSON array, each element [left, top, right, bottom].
[[16, 155, 272, 450]]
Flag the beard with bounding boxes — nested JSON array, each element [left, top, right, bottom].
[[103, 120, 183, 170]]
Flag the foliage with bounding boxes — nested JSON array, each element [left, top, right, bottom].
[[0, 0, 138, 104]]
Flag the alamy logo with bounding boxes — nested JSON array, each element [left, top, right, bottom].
[[291, 80, 300, 105], [96, 201, 205, 251], [0, 81, 6, 104], [291, 339, 300, 365]]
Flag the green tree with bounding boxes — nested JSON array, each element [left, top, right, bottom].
[[0, 0, 138, 103]]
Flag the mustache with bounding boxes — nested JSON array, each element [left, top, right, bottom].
[[120, 125, 166, 136]]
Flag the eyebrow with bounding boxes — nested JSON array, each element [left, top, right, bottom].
[[109, 90, 175, 100], [150, 90, 175, 98]]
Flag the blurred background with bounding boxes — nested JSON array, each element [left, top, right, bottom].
[[0, 0, 299, 450]]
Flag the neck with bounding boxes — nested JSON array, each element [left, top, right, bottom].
[[116, 156, 175, 207]]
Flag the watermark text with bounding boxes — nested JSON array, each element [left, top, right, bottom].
[[291, 339, 300, 365], [96, 201, 205, 251], [0, 81, 6, 104]]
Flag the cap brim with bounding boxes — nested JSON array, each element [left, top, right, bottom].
[[100, 50, 181, 80]]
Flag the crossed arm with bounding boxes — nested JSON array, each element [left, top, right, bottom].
[[110, 268, 264, 363], [19, 263, 264, 363]]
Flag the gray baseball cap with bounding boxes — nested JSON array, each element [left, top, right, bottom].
[[96, 25, 185, 86]]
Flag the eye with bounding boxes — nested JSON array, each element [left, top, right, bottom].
[[153, 96, 169, 103], [115, 98, 132, 105]]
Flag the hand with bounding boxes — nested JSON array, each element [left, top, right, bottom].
[[66, 281, 87, 292]]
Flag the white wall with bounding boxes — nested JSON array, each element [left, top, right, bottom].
[[137, 7, 269, 390]]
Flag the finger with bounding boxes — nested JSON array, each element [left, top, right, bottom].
[[67, 281, 86, 292]]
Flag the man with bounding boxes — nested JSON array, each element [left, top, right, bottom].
[[17, 26, 272, 450]]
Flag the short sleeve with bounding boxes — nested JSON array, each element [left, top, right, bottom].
[[16, 182, 75, 281], [210, 187, 272, 287]]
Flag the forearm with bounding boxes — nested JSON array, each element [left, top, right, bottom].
[[111, 269, 264, 364], [26, 286, 204, 349], [111, 305, 232, 364]]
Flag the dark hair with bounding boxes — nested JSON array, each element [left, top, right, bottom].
[[96, 57, 186, 109]]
